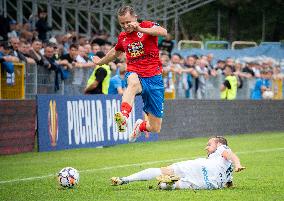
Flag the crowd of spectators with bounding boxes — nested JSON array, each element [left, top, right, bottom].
[[160, 51, 283, 100], [0, 10, 283, 99], [0, 9, 128, 94]]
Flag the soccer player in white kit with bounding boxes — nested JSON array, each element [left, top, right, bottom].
[[111, 136, 245, 190]]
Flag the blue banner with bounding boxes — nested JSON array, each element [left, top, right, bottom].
[[37, 95, 158, 152]]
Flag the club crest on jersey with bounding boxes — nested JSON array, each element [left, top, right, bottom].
[[127, 41, 144, 57], [137, 32, 143, 38]]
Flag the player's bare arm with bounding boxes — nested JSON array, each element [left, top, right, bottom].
[[95, 47, 123, 66], [222, 150, 246, 172], [129, 21, 167, 37]]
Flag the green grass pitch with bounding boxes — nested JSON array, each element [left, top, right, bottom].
[[0, 132, 284, 201]]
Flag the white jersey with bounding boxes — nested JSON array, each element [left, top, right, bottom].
[[170, 145, 233, 190]]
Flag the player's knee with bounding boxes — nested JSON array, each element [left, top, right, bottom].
[[150, 124, 161, 133], [152, 127, 161, 133], [128, 78, 140, 90]]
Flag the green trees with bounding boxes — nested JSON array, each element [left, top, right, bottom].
[[178, 0, 284, 42]]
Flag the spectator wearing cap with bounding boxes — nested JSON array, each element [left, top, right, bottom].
[[7, 20, 18, 38], [220, 65, 238, 100], [36, 9, 52, 42], [84, 51, 111, 94]]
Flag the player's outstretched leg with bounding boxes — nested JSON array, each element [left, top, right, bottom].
[[115, 73, 142, 133], [111, 168, 162, 186]]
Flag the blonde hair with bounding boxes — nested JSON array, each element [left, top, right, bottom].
[[117, 5, 136, 16]]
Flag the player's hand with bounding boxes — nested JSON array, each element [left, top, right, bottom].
[[235, 165, 246, 172], [127, 22, 140, 31]]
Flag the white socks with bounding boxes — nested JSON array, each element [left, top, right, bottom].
[[122, 168, 162, 182]]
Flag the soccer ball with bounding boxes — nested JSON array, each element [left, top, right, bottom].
[[58, 167, 79, 188]]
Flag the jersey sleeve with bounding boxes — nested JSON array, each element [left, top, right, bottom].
[[114, 33, 125, 52], [217, 145, 232, 157], [140, 21, 160, 28]]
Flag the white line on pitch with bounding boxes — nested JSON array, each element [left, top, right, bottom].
[[0, 147, 283, 185]]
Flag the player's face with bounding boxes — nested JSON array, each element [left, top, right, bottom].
[[205, 138, 218, 155], [118, 12, 137, 33]]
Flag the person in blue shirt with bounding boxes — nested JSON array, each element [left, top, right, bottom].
[[108, 63, 126, 95], [251, 69, 272, 100]]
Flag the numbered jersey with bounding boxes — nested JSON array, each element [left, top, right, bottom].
[[169, 145, 233, 189], [115, 21, 162, 77], [206, 145, 234, 188]]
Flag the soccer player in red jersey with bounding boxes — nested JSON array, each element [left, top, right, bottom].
[[94, 5, 167, 142]]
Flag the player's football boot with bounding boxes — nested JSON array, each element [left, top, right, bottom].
[[156, 175, 180, 184], [156, 175, 180, 190], [114, 112, 127, 132], [110, 177, 128, 186], [129, 119, 143, 142]]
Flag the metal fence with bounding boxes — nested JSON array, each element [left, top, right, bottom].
[[25, 63, 96, 99], [167, 72, 259, 100], [1, 63, 283, 100], [25, 64, 64, 99]]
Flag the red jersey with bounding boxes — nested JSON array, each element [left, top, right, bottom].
[[115, 21, 162, 77]]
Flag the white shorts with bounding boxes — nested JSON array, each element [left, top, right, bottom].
[[169, 158, 218, 190]]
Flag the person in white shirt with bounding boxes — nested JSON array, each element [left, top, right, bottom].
[[111, 136, 245, 190]]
